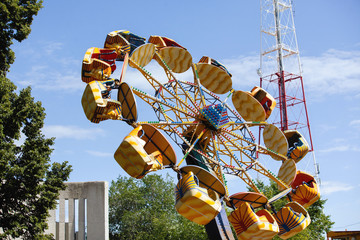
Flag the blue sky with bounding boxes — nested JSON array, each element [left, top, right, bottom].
[[8, 0, 360, 232]]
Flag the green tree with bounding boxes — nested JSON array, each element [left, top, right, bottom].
[[0, 77, 72, 239], [109, 174, 208, 240], [253, 180, 334, 240], [0, 0, 43, 73], [0, 0, 72, 239]]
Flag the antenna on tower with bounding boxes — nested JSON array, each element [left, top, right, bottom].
[[259, 0, 320, 184]]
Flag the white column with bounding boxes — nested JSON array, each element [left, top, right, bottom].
[[78, 198, 86, 240], [67, 198, 75, 240], [86, 182, 109, 240], [58, 198, 65, 240]]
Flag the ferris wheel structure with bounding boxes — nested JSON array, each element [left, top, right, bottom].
[[80, 29, 321, 240]]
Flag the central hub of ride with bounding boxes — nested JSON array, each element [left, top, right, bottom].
[[199, 104, 230, 130]]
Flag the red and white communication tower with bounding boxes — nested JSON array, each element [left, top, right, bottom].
[[259, 0, 320, 182]]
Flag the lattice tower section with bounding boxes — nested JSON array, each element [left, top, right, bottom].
[[259, 0, 320, 181]]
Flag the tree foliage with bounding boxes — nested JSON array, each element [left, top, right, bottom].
[[0, 0, 43, 73], [0, 1, 72, 238], [109, 174, 208, 240], [253, 180, 334, 240], [0, 75, 72, 239]]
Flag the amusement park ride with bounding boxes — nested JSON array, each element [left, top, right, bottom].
[[79, 1, 320, 240]]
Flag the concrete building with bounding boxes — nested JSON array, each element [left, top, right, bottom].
[[46, 181, 109, 240]]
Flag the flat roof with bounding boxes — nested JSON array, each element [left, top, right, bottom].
[[327, 231, 360, 238]]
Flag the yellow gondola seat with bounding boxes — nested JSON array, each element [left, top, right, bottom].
[[175, 171, 222, 225], [273, 202, 311, 239], [118, 31, 146, 53], [85, 47, 117, 72], [228, 202, 279, 240], [81, 81, 121, 123], [250, 86, 276, 120], [289, 171, 320, 208], [104, 30, 131, 60], [86, 78, 120, 99], [82, 47, 114, 83], [198, 56, 232, 77], [284, 130, 309, 163], [148, 36, 192, 73], [104, 30, 146, 60], [148, 36, 185, 49], [194, 57, 233, 94], [114, 124, 176, 179], [114, 126, 163, 179]]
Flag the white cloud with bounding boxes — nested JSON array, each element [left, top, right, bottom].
[[14, 41, 66, 61], [301, 49, 360, 97], [10, 40, 82, 92], [318, 145, 350, 153], [17, 64, 82, 92], [350, 120, 360, 129], [318, 124, 337, 134], [13, 43, 360, 100], [213, 48, 360, 98], [219, 49, 360, 98], [317, 135, 360, 153], [85, 150, 113, 157], [318, 144, 360, 153], [320, 181, 355, 195], [43, 125, 105, 140], [222, 55, 260, 89], [43, 41, 64, 55]]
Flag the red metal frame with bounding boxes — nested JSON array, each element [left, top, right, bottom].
[[259, 71, 314, 152]]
